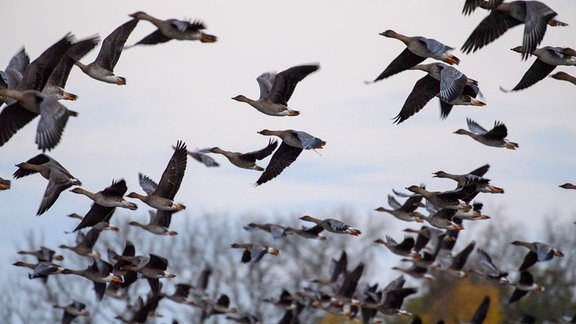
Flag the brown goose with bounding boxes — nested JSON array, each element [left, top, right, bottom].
[[393, 63, 482, 124], [503, 46, 576, 91], [53, 301, 90, 323], [406, 185, 471, 211], [127, 141, 187, 211], [255, 129, 325, 185], [509, 270, 544, 303], [0, 35, 73, 141], [72, 179, 137, 231], [182, 147, 219, 167], [62, 258, 123, 301], [17, 246, 63, 263], [299, 215, 361, 236], [461, 1, 566, 59], [13, 154, 81, 215], [129, 210, 177, 236], [243, 222, 291, 239], [74, 19, 138, 85], [122, 254, 176, 296], [106, 240, 138, 297], [59, 221, 118, 258], [371, 30, 459, 82], [0, 88, 77, 151], [511, 241, 564, 271], [232, 64, 319, 116], [13, 261, 64, 283], [375, 194, 424, 222], [42, 36, 99, 100], [230, 243, 280, 263], [285, 225, 327, 240], [210, 140, 277, 171], [129, 11, 217, 45], [374, 236, 417, 258], [454, 118, 518, 149]]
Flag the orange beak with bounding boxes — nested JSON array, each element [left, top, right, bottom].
[[554, 250, 565, 257], [444, 55, 460, 65], [488, 185, 505, 193]]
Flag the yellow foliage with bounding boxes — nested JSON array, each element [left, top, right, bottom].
[[417, 275, 504, 323]]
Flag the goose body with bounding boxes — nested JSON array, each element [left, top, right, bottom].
[[127, 141, 187, 211], [129, 11, 217, 45], [454, 118, 518, 149], [232, 64, 319, 117], [255, 129, 325, 185], [372, 30, 459, 82], [14, 154, 81, 215], [75, 19, 138, 85]]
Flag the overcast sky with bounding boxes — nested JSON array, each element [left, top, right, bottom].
[[1, 0, 575, 312]]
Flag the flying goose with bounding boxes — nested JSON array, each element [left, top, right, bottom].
[[232, 64, 319, 116], [74, 19, 138, 85]]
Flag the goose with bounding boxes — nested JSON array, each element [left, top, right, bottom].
[[461, 1, 566, 59], [550, 71, 576, 85], [503, 46, 576, 92], [255, 129, 325, 185], [406, 185, 471, 211], [511, 241, 564, 271], [127, 141, 187, 211], [122, 254, 176, 296], [106, 240, 138, 295], [59, 221, 118, 258], [285, 225, 327, 240], [13, 154, 81, 215], [129, 11, 217, 45], [128, 210, 178, 236], [392, 264, 434, 280], [182, 147, 219, 167], [433, 168, 504, 197], [454, 118, 518, 149], [17, 246, 63, 263], [0, 177, 11, 190], [421, 208, 465, 231], [371, 30, 459, 82], [230, 243, 280, 263], [74, 19, 138, 85], [509, 270, 544, 303], [42, 36, 99, 100], [374, 236, 418, 258], [375, 194, 425, 222], [116, 293, 164, 323], [210, 139, 277, 171], [299, 215, 361, 236], [13, 261, 63, 283], [431, 241, 476, 277], [61, 258, 123, 301], [472, 248, 509, 283], [0, 89, 77, 151], [394, 63, 481, 123], [360, 287, 416, 317], [232, 64, 319, 116], [243, 222, 291, 239], [200, 294, 238, 320], [53, 301, 90, 323], [71, 179, 137, 232]]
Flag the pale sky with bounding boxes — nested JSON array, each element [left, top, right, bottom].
[[1, 0, 575, 318]]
